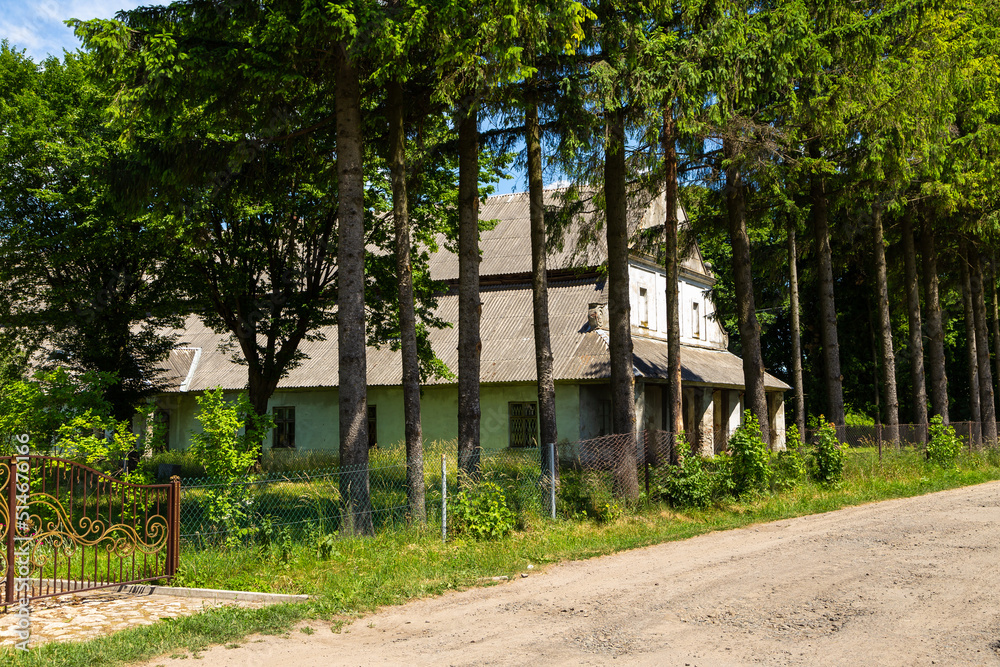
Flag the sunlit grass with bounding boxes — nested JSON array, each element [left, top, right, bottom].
[[4, 447, 1000, 666]]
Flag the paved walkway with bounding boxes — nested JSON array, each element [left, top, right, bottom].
[[0, 589, 258, 646]]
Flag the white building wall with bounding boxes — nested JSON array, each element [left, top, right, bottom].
[[628, 260, 725, 350]]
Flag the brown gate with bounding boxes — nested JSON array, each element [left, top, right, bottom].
[[1, 456, 180, 603]]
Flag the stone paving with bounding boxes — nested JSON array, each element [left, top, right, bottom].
[[0, 589, 259, 646]]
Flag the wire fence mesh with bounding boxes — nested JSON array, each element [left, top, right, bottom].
[[176, 420, 997, 548]]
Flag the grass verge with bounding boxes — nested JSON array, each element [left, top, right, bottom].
[[4, 447, 1000, 666]]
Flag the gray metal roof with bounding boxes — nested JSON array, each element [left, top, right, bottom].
[[162, 279, 788, 393], [632, 337, 791, 390], [426, 189, 711, 282]]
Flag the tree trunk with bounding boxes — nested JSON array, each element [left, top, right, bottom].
[[787, 223, 805, 443], [724, 139, 770, 447], [990, 254, 1000, 417], [920, 218, 949, 424], [901, 210, 928, 432], [525, 90, 558, 483], [872, 207, 899, 441], [662, 107, 683, 462], [388, 78, 425, 524], [335, 45, 372, 535], [969, 242, 997, 441], [809, 143, 845, 428], [959, 239, 981, 440], [457, 100, 482, 479], [605, 108, 638, 500]]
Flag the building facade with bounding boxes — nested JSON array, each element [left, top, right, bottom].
[[154, 190, 789, 455]]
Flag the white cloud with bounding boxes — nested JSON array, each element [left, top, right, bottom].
[[0, 0, 151, 61]]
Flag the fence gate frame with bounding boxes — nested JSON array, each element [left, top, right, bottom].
[[2, 455, 180, 605]]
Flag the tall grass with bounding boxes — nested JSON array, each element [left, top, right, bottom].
[[4, 447, 1000, 666]]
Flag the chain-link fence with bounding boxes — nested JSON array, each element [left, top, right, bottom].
[[176, 420, 997, 548], [177, 445, 553, 547], [801, 421, 988, 451]]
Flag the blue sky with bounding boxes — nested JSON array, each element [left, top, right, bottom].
[[0, 0, 525, 193], [0, 0, 146, 62]]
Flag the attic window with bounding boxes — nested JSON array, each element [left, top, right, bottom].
[[692, 302, 701, 339], [639, 287, 649, 328]]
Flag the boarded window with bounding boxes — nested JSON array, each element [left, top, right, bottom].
[[599, 400, 612, 436], [508, 402, 538, 448], [368, 405, 378, 449], [272, 407, 295, 448]]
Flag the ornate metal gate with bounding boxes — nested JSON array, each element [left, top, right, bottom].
[[1, 456, 180, 604]]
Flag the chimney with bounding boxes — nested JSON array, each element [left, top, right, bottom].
[[588, 302, 607, 330]]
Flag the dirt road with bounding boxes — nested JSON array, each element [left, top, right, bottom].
[[145, 482, 1000, 666]]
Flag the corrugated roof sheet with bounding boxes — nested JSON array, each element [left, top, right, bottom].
[[159, 348, 196, 391], [632, 337, 791, 390], [164, 279, 788, 393], [426, 189, 705, 282]]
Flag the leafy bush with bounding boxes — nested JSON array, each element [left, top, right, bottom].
[[558, 470, 623, 522], [809, 418, 847, 486], [54, 409, 139, 471], [0, 367, 116, 454], [771, 425, 807, 491], [656, 455, 713, 507], [729, 411, 771, 497], [844, 412, 875, 427], [190, 388, 274, 546], [452, 478, 516, 540], [926, 415, 963, 468]]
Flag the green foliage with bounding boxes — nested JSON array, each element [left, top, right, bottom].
[[54, 410, 138, 469], [809, 419, 848, 487], [190, 388, 272, 479], [137, 450, 207, 479], [451, 478, 517, 540], [190, 388, 274, 547], [0, 367, 115, 452], [557, 470, 623, 522], [844, 412, 875, 427], [926, 415, 963, 468], [729, 411, 771, 497], [652, 452, 735, 508], [771, 426, 807, 492], [655, 455, 714, 508]]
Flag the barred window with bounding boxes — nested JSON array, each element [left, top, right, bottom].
[[272, 407, 295, 449], [508, 402, 538, 448]]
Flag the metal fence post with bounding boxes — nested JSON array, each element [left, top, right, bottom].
[[549, 442, 557, 520], [441, 454, 447, 543], [5, 458, 15, 606], [169, 475, 181, 576]]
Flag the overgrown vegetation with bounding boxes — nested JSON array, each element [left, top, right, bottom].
[[5, 447, 1000, 666], [729, 411, 772, 497], [809, 419, 849, 487], [926, 416, 963, 468], [451, 476, 517, 540]]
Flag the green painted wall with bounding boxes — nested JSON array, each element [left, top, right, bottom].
[[160, 381, 581, 454]]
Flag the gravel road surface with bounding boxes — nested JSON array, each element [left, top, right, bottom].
[[144, 481, 1000, 666]]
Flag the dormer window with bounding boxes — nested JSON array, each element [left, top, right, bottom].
[[693, 301, 701, 339], [639, 287, 649, 328]]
